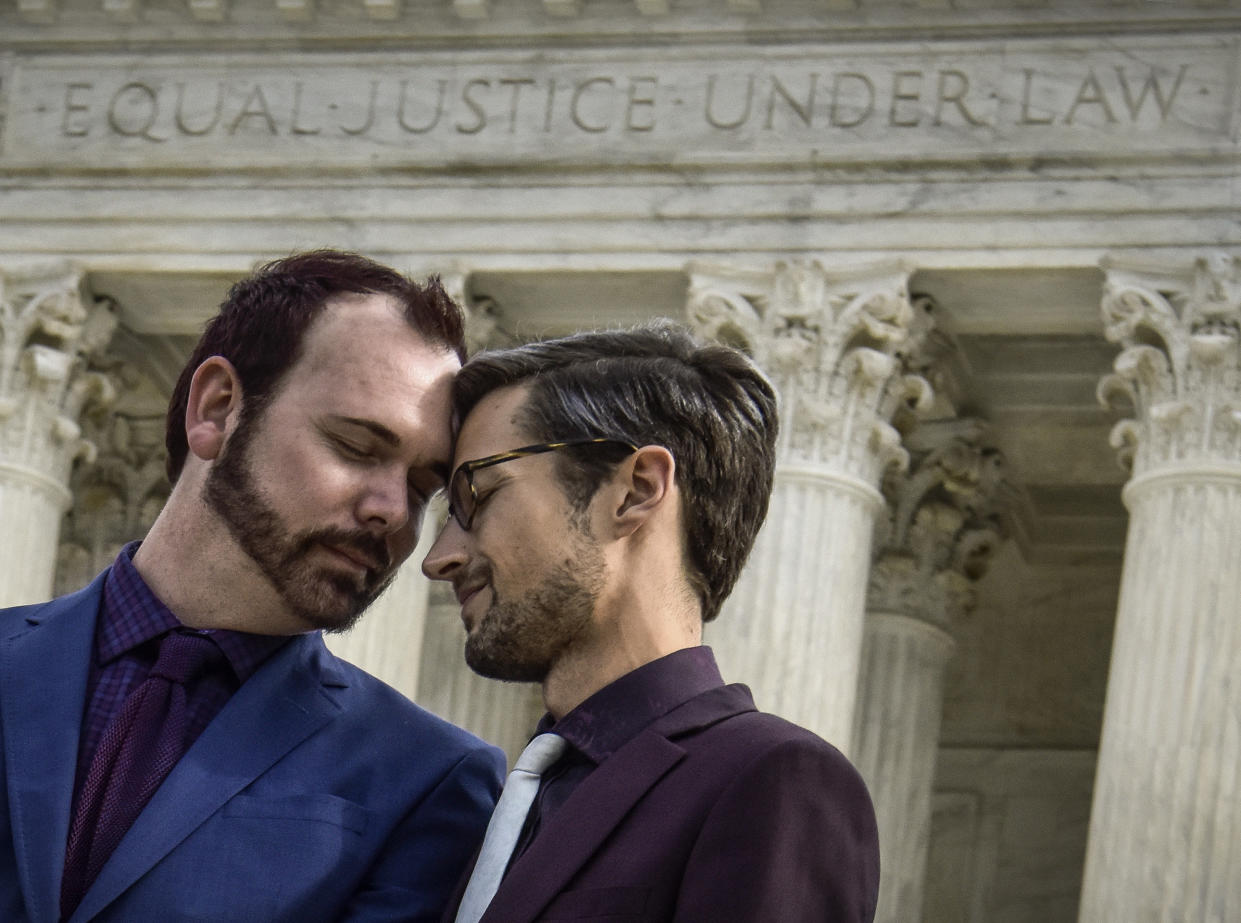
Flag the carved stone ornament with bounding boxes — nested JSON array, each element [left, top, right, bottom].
[[687, 259, 933, 483], [868, 418, 1009, 627], [0, 263, 118, 484], [57, 363, 169, 595], [1097, 253, 1241, 476], [436, 269, 506, 355]]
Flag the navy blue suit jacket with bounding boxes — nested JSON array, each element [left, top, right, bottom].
[[0, 568, 506, 922]]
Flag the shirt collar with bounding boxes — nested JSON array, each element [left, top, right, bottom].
[[537, 645, 724, 765], [100, 541, 289, 683]]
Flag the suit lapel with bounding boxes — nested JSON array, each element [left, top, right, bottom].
[[0, 575, 104, 923], [71, 633, 344, 922], [483, 729, 685, 923], [480, 682, 759, 923]]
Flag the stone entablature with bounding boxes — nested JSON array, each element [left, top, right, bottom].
[[2, 37, 1230, 172], [3, 0, 1237, 38]]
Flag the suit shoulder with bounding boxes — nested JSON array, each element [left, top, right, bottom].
[[697, 707, 864, 786], [320, 653, 500, 760], [0, 578, 103, 633]]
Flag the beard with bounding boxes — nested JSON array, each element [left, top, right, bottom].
[[203, 408, 397, 633], [463, 530, 606, 683]]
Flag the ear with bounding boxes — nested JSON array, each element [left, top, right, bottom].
[[608, 445, 676, 539], [184, 357, 243, 462]]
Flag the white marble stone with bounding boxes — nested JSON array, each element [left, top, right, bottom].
[[855, 612, 954, 923], [853, 420, 1008, 923], [55, 364, 167, 595], [927, 748, 1096, 923], [1080, 255, 1241, 923], [0, 263, 116, 606], [691, 258, 931, 752]]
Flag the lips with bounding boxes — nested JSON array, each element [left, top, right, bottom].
[[323, 542, 380, 573], [455, 580, 486, 607]]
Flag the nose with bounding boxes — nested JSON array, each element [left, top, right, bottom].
[[356, 470, 413, 537], [422, 518, 468, 581]]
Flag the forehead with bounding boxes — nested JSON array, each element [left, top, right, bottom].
[[286, 294, 451, 389], [454, 384, 534, 463], [273, 293, 460, 434]]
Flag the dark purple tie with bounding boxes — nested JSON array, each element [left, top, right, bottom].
[[60, 630, 223, 920]]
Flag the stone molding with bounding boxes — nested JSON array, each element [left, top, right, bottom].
[[1097, 253, 1241, 477], [687, 258, 931, 484], [0, 263, 118, 495], [4, 0, 1236, 35]]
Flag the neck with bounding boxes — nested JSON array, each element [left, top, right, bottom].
[[132, 484, 307, 635], [541, 578, 702, 720]]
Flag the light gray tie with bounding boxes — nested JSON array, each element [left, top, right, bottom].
[[455, 733, 568, 923]]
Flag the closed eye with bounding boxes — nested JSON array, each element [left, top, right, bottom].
[[333, 437, 374, 462]]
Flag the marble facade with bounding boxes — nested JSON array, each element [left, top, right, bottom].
[[3, 2, 1239, 920]]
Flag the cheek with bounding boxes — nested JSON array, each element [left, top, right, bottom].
[[391, 522, 421, 563]]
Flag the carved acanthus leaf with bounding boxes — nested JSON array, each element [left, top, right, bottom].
[[0, 265, 119, 480], [870, 419, 1010, 625], [1099, 253, 1241, 473], [687, 259, 933, 483]]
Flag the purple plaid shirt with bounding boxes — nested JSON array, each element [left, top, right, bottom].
[[72, 542, 290, 800]]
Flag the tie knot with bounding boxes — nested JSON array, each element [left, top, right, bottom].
[[514, 733, 567, 775], [148, 630, 223, 685]]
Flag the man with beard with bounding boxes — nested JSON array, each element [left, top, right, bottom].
[[0, 250, 505, 922], [422, 322, 880, 923]]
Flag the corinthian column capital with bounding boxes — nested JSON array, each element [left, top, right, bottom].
[[1097, 253, 1241, 476], [0, 263, 119, 485], [869, 419, 1009, 627], [687, 259, 933, 484]]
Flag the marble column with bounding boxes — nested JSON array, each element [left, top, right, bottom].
[[1080, 254, 1241, 922], [0, 263, 117, 606], [852, 419, 1007, 923], [687, 259, 932, 753]]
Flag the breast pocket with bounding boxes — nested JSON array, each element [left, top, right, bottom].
[[221, 793, 370, 834], [537, 886, 652, 920]]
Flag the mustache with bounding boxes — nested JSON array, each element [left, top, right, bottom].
[[299, 528, 393, 573], [452, 559, 493, 597]]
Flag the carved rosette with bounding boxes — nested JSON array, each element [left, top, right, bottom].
[[0, 263, 118, 495], [869, 419, 1008, 628], [687, 259, 932, 485], [1097, 254, 1241, 478]]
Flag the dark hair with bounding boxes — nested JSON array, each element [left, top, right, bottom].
[[454, 321, 778, 622], [165, 249, 466, 483]]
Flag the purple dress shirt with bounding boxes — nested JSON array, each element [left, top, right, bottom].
[[510, 645, 724, 867], [71, 542, 289, 804]]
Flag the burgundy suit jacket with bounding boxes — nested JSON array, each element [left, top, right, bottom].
[[449, 683, 879, 922]]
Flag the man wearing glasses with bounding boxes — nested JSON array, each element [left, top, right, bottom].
[[423, 321, 880, 923]]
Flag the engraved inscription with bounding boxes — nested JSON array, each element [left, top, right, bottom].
[[44, 65, 1193, 142], [4, 45, 1226, 169]]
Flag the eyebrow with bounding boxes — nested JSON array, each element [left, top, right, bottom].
[[329, 415, 451, 483]]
